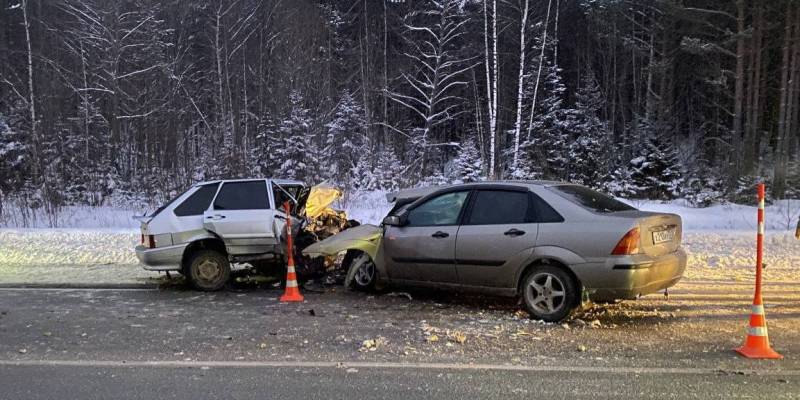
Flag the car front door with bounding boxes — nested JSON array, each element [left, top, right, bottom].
[[203, 180, 276, 255], [384, 190, 470, 284], [455, 188, 540, 288]]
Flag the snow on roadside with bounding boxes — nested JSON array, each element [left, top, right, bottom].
[[0, 189, 797, 285], [683, 231, 799, 282], [0, 229, 150, 285], [627, 199, 800, 232], [1, 229, 796, 285]]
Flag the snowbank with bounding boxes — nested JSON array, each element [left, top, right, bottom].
[[625, 199, 800, 232], [0, 190, 797, 232]]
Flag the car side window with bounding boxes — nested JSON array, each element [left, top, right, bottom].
[[466, 190, 530, 225], [272, 184, 301, 210], [214, 181, 269, 210], [174, 183, 219, 216], [406, 191, 469, 226], [530, 193, 564, 223]]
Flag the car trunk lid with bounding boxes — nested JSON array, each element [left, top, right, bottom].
[[613, 211, 682, 257]]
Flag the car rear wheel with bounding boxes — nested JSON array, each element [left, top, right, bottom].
[[345, 252, 377, 291], [187, 250, 230, 291], [521, 265, 578, 322]]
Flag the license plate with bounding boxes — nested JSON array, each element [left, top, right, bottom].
[[652, 229, 675, 245]]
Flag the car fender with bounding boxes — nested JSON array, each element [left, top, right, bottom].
[[302, 224, 382, 258], [515, 245, 587, 285], [302, 224, 385, 274]]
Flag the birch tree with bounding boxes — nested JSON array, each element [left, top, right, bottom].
[[386, 0, 475, 178]]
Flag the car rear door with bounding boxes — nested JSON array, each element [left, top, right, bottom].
[[203, 180, 276, 255], [383, 190, 470, 284], [455, 188, 540, 288]]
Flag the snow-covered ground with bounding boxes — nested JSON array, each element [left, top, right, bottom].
[[0, 190, 797, 285], [1, 190, 797, 231]]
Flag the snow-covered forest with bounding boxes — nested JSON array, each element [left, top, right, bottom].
[[0, 0, 799, 217]]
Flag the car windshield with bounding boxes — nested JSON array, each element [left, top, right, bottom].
[[549, 185, 635, 213]]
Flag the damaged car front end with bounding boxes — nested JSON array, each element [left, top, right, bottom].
[[301, 186, 443, 290]]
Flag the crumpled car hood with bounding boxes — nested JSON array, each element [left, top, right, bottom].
[[305, 184, 343, 219], [301, 224, 382, 258]]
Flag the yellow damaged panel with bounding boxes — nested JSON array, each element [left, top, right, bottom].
[[305, 184, 343, 219], [302, 224, 382, 260]]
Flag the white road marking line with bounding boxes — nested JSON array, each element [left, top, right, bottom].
[[0, 287, 157, 292], [0, 359, 798, 376]]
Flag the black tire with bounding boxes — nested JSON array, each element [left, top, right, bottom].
[[345, 251, 377, 292], [186, 249, 231, 291], [521, 265, 579, 322]]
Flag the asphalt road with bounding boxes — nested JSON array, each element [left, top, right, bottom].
[[1, 362, 797, 400], [0, 281, 798, 398]]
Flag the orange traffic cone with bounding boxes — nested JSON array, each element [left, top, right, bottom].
[[280, 201, 304, 303], [735, 301, 782, 359], [734, 183, 782, 359]]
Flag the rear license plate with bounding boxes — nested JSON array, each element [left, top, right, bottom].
[[652, 229, 676, 245]]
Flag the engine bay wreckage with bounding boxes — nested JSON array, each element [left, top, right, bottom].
[[302, 186, 441, 289]]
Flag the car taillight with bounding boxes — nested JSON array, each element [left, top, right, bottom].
[[612, 227, 640, 255], [142, 234, 155, 248]]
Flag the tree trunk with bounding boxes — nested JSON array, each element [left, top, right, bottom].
[[491, 0, 499, 178], [511, 0, 532, 170], [743, 3, 763, 175], [732, 0, 747, 176], [774, 3, 795, 198], [483, 0, 496, 179], [21, 0, 38, 182], [525, 0, 553, 142]]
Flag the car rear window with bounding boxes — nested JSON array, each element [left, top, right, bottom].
[[549, 185, 635, 213], [466, 190, 530, 225], [174, 183, 219, 216], [214, 181, 269, 210]]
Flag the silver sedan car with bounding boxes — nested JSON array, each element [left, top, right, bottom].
[[304, 181, 687, 322]]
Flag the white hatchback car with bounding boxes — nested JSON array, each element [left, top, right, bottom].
[[135, 178, 305, 290]]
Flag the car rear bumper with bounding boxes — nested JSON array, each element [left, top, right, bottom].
[[572, 248, 687, 301], [135, 244, 186, 271]]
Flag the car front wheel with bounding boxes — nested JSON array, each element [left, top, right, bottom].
[[345, 252, 377, 291], [521, 265, 578, 322], [187, 250, 231, 291]]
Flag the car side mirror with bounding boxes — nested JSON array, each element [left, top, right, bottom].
[[382, 215, 403, 226]]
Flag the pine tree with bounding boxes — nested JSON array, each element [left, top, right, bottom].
[[324, 90, 367, 188], [567, 71, 610, 189], [276, 91, 314, 182], [527, 62, 571, 181], [448, 135, 483, 184], [628, 118, 685, 200], [372, 149, 404, 191]]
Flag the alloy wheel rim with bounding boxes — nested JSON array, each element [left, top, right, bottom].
[[197, 259, 221, 282], [353, 256, 375, 286], [526, 272, 566, 315]]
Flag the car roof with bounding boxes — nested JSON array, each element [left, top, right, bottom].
[[194, 178, 304, 186], [385, 180, 567, 203]]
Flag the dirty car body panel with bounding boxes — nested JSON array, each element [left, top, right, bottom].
[[135, 178, 305, 271], [303, 181, 686, 302]]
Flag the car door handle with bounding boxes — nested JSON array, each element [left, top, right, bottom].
[[504, 228, 525, 237], [206, 215, 226, 220], [431, 231, 449, 238]]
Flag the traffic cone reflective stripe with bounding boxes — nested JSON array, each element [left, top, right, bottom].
[[747, 326, 768, 337], [734, 183, 782, 359], [279, 201, 304, 303]]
